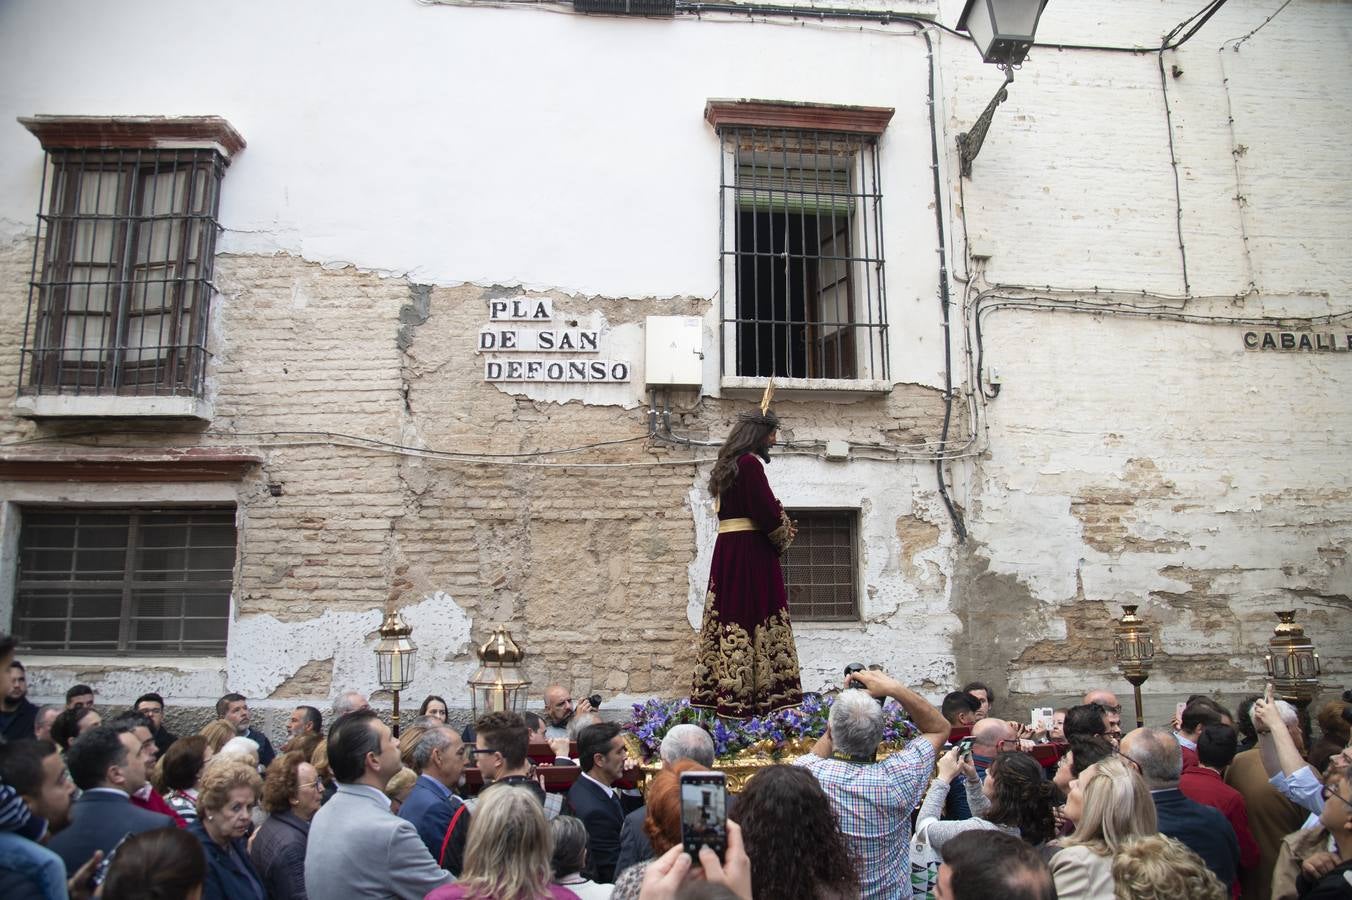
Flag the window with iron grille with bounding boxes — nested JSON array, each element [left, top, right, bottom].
[[712, 105, 892, 382], [782, 509, 859, 621], [16, 117, 244, 401], [14, 507, 237, 656]]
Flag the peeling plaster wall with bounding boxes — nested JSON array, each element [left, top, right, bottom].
[[0, 0, 1349, 730]]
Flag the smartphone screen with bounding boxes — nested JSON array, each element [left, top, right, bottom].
[[957, 736, 975, 756], [680, 772, 727, 860]]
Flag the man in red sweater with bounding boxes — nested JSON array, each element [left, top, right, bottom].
[[1179, 723, 1259, 896]]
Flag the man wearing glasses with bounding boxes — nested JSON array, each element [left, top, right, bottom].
[[472, 712, 566, 821]]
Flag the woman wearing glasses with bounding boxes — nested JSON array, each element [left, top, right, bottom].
[[250, 750, 325, 900]]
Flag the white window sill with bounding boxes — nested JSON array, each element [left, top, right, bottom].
[[13, 394, 213, 421], [720, 375, 892, 399]]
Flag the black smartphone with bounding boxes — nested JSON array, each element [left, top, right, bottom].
[[91, 831, 131, 887], [957, 736, 975, 757], [680, 771, 727, 861]]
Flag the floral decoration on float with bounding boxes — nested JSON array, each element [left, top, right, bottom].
[[624, 694, 919, 793]]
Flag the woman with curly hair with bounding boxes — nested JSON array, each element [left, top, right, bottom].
[[188, 760, 266, 900], [916, 748, 1058, 858], [250, 750, 323, 900], [689, 398, 802, 719], [731, 764, 857, 899], [1111, 834, 1225, 900]]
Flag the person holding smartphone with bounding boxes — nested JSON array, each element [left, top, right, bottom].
[[792, 668, 950, 900]]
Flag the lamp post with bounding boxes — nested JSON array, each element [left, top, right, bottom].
[[468, 626, 531, 720], [955, 0, 1052, 176], [375, 611, 417, 737], [1265, 610, 1321, 712], [1113, 605, 1155, 729]]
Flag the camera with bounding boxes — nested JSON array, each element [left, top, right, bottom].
[[587, 693, 602, 710], [843, 663, 885, 706]]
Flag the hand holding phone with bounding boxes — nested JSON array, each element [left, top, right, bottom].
[[680, 771, 728, 862]]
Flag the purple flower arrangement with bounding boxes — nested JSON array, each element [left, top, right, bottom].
[[627, 693, 919, 761]]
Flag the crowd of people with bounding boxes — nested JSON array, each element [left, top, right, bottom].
[[1, 632, 1349, 900]]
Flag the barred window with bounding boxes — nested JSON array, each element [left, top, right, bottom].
[[14, 507, 236, 655], [782, 509, 859, 621], [712, 104, 892, 382], [17, 117, 244, 401]]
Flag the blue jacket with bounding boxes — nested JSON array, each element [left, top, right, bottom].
[[1152, 787, 1240, 890], [245, 728, 276, 768], [397, 775, 469, 875], [188, 819, 266, 900], [47, 789, 172, 876]]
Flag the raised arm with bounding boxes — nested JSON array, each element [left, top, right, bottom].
[[848, 669, 950, 753]]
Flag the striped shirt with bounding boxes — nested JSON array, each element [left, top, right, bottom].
[[794, 738, 936, 900]]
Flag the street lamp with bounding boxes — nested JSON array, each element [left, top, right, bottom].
[[375, 611, 417, 737], [1113, 605, 1155, 729], [1265, 610, 1321, 711], [955, 0, 1052, 176], [468, 626, 531, 720]]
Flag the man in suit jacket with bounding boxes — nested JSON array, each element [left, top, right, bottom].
[[48, 725, 172, 874], [566, 721, 630, 883], [398, 724, 471, 875], [305, 708, 451, 899], [615, 724, 710, 876], [1122, 727, 1240, 892]]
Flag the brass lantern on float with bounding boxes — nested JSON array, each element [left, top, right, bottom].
[[1265, 610, 1320, 709], [375, 611, 417, 737], [468, 626, 530, 720], [1113, 605, 1155, 729]]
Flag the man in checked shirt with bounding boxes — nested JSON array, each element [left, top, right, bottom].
[[794, 669, 950, 900]]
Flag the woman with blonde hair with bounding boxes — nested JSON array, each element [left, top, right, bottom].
[[1111, 834, 1225, 900], [426, 784, 580, 900], [1049, 756, 1157, 899], [199, 719, 236, 754]]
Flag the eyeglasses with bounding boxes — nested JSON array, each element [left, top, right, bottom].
[[298, 780, 322, 791], [1099, 705, 1123, 715], [1321, 782, 1351, 806], [995, 739, 1024, 754], [468, 746, 501, 760]]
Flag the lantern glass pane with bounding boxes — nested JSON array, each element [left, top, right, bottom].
[[968, 1, 995, 57], [992, 0, 1042, 38]]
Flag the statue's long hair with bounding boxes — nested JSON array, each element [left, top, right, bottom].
[[708, 415, 778, 498]]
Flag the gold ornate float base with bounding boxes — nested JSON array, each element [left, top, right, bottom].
[[631, 736, 912, 793]]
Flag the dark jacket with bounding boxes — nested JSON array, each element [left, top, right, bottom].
[[249, 810, 310, 900], [567, 775, 624, 884], [397, 775, 469, 876], [188, 818, 266, 900], [245, 728, 276, 768], [152, 727, 179, 757], [1152, 787, 1241, 890], [0, 699, 38, 743], [47, 789, 172, 875], [615, 805, 652, 877]]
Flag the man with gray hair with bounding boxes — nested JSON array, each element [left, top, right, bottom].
[[397, 724, 471, 876], [615, 723, 716, 874], [1120, 726, 1239, 892], [332, 690, 370, 719], [793, 670, 949, 900]]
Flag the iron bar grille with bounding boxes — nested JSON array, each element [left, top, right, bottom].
[[14, 507, 236, 655], [782, 509, 859, 621], [718, 127, 888, 381], [19, 148, 226, 398]]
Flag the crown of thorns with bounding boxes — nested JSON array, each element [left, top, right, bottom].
[[736, 378, 779, 426]]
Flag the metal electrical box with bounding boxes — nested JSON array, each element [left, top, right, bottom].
[[644, 316, 704, 388]]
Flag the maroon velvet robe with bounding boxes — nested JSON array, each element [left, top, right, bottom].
[[690, 453, 803, 718]]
